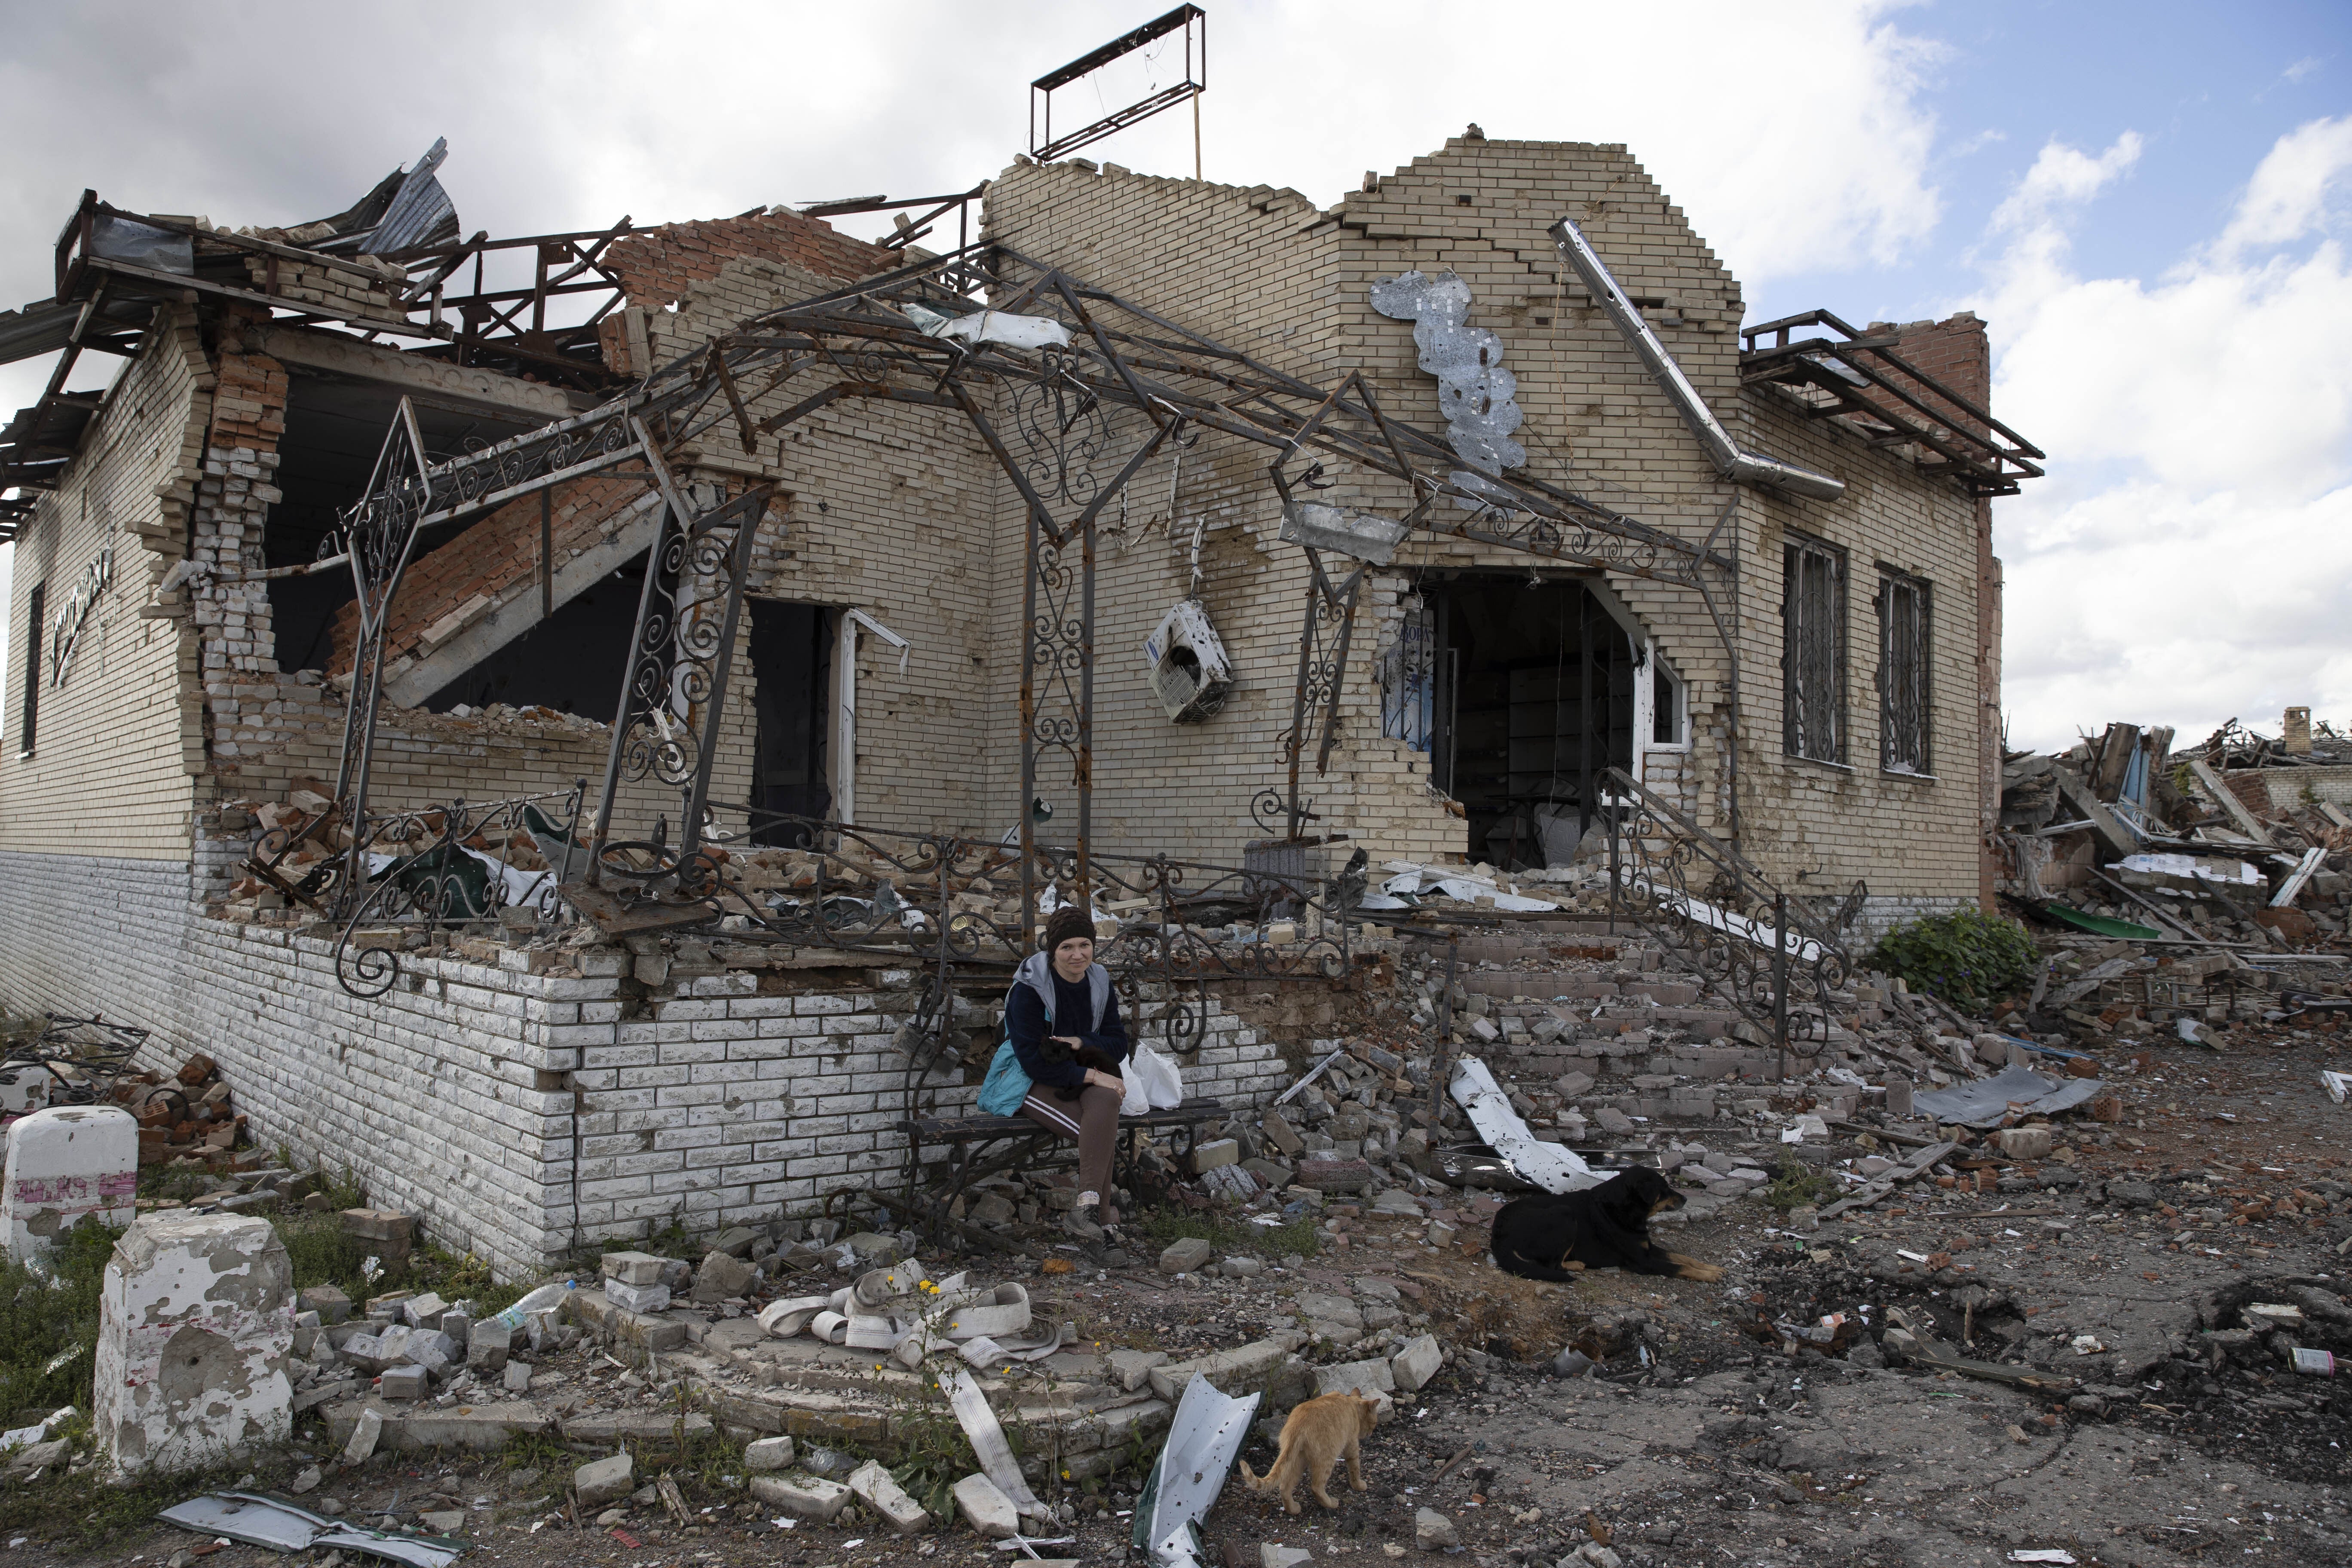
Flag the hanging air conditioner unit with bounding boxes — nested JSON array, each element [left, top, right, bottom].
[[1142, 599, 1234, 723]]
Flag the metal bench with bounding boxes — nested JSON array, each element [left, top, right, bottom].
[[898, 1098, 1226, 1240]]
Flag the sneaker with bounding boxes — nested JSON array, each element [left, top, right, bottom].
[[1064, 1204, 1106, 1243]]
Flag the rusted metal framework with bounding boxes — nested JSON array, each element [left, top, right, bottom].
[[1029, 5, 1206, 165], [288, 239, 1739, 930], [1739, 309, 2045, 497]]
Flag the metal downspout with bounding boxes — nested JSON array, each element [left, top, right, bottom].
[[1549, 217, 1845, 503]]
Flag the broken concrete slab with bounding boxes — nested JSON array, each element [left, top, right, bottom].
[[1390, 1334, 1443, 1391], [575, 1452, 634, 1507], [744, 1435, 796, 1473], [750, 1471, 851, 1521], [560, 1412, 714, 1444], [321, 1398, 551, 1453], [848, 1458, 931, 1532], [93, 1211, 293, 1474], [1149, 1338, 1292, 1403], [953, 1471, 1019, 1538], [1105, 1348, 1169, 1391], [1158, 1237, 1213, 1274]]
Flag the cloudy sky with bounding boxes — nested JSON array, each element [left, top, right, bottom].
[[1, 0, 2345, 751]]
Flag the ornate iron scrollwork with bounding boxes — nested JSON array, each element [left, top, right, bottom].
[[1599, 766, 1849, 1066], [331, 785, 587, 997]]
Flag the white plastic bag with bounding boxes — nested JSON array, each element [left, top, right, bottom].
[[1127, 1045, 1185, 1111]]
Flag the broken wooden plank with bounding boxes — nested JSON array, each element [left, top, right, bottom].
[[2046, 956, 2134, 1010], [2187, 757, 2274, 844], [2052, 767, 2137, 858], [2270, 846, 2326, 909], [557, 879, 718, 938], [1908, 1336, 2080, 1393], [1816, 1140, 1957, 1219]]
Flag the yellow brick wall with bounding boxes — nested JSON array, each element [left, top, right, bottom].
[[983, 139, 1984, 902], [0, 307, 210, 860]]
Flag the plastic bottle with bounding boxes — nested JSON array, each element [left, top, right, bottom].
[[490, 1280, 574, 1332]]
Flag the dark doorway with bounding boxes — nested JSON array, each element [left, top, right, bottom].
[[745, 599, 831, 842], [266, 369, 544, 674], [1427, 576, 1634, 870], [417, 551, 647, 718]]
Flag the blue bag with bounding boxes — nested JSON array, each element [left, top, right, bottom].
[[977, 1039, 1032, 1115]]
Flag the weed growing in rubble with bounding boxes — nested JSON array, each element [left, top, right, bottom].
[[1759, 1152, 1838, 1212], [1135, 1208, 1320, 1261], [0, 1221, 113, 1421], [1869, 909, 2038, 1011]]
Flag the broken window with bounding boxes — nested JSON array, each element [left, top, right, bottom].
[[746, 599, 832, 841], [1877, 569, 1931, 774], [1650, 652, 1686, 746], [1379, 594, 1436, 752], [16, 580, 41, 757], [1781, 535, 1846, 763]]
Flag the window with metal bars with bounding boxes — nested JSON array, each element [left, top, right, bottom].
[[1781, 536, 1846, 763], [16, 581, 41, 759], [1877, 570, 1932, 774], [1379, 594, 1436, 752]]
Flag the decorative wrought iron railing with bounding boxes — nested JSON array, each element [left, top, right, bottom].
[[1600, 766, 1853, 1070]]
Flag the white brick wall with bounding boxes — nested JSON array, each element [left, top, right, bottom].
[[0, 848, 1292, 1278]]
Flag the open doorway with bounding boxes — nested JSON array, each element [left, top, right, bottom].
[[745, 599, 830, 842], [1425, 575, 1635, 870]]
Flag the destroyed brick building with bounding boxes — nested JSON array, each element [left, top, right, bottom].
[[0, 132, 2042, 1273]]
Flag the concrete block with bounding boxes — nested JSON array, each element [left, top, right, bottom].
[[502, 1360, 533, 1392], [401, 1291, 449, 1328], [744, 1435, 796, 1473], [1190, 1139, 1240, 1174], [380, 1364, 429, 1400], [342, 1406, 382, 1465], [1998, 1127, 2054, 1161], [1158, 1237, 1213, 1274], [94, 1212, 294, 1474], [750, 1471, 851, 1521], [848, 1458, 931, 1532], [604, 1279, 671, 1314], [298, 1284, 351, 1325], [1313, 1357, 1397, 1417], [1148, 1338, 1292, 1403], [843, 1231, 900, 1265], [1390, 1333, 1443, 1391], [3, 1105, 137, 1259], [1104, 1348, 1168, 1391], [467, 1320, 511, 1371], [692, 1250, 758, 1303], [600, 1250, 666, 1286], [574, 1452, 634, 1507], [953, 1472, 1019, 1538]]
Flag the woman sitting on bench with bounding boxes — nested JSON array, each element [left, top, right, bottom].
[[1004, 906, 1129, 1242]]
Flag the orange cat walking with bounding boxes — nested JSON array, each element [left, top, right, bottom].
[[1235, 1392, 1381, 1514]]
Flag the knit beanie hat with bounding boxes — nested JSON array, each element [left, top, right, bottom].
[[1042, 906, 1096, 955]]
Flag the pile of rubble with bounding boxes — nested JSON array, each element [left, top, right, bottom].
[[1999, 714, 2352, 947]]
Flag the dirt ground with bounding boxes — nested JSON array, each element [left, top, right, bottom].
[[44, 1028, 2352, 1568]]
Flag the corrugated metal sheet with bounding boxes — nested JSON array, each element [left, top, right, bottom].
[[0, 301, 79, 368], [361, 137, 457, 255]]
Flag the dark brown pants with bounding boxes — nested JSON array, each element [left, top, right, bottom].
[[1018, 1082, 1121, 1198]]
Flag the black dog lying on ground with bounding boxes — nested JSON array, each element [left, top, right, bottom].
[[1490, 1167, 1724, 1282]]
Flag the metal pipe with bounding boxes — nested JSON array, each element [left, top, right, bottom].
[[1549, 217, 1845, 503]]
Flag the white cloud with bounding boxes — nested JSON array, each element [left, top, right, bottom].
[[2214, 114, 2352, 257], [1981, 122, 2352, 749], [1990, 132, 2143, 233]]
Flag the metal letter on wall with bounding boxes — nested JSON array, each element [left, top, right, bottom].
[[46, 542, 113, 688]]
